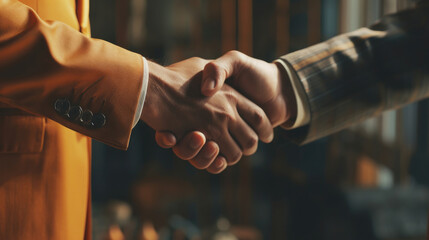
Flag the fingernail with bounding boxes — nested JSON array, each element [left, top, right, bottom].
[[165, 135, 176, 145], [205, 78, 216, 90], [190, 136, 203, 150], [268, 133, 274, 143], [215, 158, 225, 168], [203, 146, 217, 159]]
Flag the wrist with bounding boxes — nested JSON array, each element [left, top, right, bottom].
[[274, 62, 297, 127], [140, 61, 167, 125]]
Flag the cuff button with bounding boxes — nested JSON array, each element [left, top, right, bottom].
[[80, 110, 93, 126], [68, 106, 83, 121], [54, 98, 70, 115], [92, 113, 106, 128]]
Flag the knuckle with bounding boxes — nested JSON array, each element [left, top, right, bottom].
[[190, 57, 208, 67], [206, 61, 219, 71], [222, 92, 239, 107], [206, 61, 219, 69], [224, 91, 236, 101], [190, 56, 203, 62], [243, 136, 258, 152], [219, 111, 235, 123], [227, 50, 241, 58], [227, 50, 246, 61], [253, 109, 265, 126], [227, 151, 242, 166], [206, 62, 225, 78], [208, 127, 223, 142]]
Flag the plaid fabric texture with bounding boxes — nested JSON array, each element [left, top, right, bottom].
[[278, 3, 429, 145]]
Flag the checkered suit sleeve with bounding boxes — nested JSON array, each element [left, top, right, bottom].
[[277, 3, 429, 145]]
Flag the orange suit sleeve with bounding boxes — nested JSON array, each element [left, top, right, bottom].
[[0, 0, 144, 150]]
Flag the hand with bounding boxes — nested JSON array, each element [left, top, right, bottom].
[[201, 50, 296, 126], [155, 51, 296, 172], [155, 130, 227, 174], [142, 57, 274, 173]]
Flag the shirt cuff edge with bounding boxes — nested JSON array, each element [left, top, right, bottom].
[[274, 59, 311, 129]]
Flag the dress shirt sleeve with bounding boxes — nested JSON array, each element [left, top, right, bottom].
[[133, 57, 149, 127], [274, 60, 311, 129]]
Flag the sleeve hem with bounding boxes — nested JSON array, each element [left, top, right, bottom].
[[132, 56, 149, 127], [274, 59, 311, 129]]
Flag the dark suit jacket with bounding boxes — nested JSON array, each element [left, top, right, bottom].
[[277, 1, 429, 144]]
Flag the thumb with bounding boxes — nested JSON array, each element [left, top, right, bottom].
[[201, 50, 245, 97]]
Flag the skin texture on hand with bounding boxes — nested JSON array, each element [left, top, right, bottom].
[[156, 51, 297, 174], [141, 57, 274, 173], [201, 50, 295, 127], [155, 130, 228, 174]]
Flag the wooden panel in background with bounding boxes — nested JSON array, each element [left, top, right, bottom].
[[307, 0, 321, 45], [237, 0, 253, 224], [238, 0, 253, 55], [190, 0, 203, 56], [276, 0, 290, 55], [115, 0, 130, 47], [238, 157, 253, 225], [221, 0, 237, 52]]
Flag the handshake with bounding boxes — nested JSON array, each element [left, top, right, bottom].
[[140, 51, 297, 174]]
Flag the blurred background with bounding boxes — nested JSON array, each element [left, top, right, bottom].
[[89, 0, 429, 239]]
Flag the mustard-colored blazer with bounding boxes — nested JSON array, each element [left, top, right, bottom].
[[0, 0, 144, 239]]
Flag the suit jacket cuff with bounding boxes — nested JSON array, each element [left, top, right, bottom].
[[0, 0, 146, 150]]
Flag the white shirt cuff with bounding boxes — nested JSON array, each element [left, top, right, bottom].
[[132, 56, 149, 127], [274, 59, 311, 129]]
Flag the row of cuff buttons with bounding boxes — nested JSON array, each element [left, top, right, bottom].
[[54, 98, 106, 129]]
